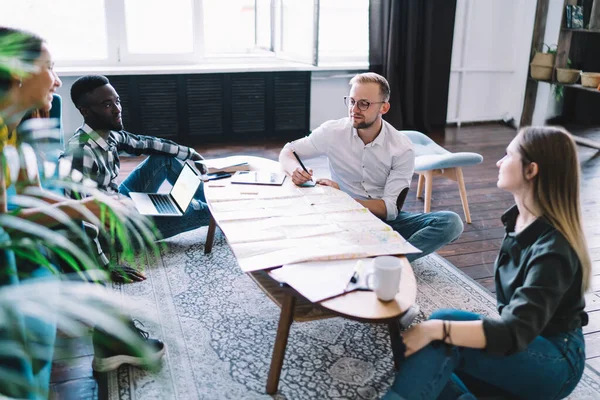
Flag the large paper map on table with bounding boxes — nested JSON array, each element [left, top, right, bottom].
[[207, 182, 420, 272]]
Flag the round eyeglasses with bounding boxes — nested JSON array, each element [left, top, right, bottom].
[[344, 96, 386, 111]]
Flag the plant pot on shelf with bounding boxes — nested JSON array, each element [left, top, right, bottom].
[[531, 52, 555, 67], [581, 72, 600, 88], [530, 63, 553, 81], [556, 68, 582, 84], [530, 51, 555, 81]]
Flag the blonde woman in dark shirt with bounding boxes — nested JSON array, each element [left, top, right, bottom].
[[384, 126, 590, 400]]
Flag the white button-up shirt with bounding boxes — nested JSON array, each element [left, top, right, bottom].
[[286, 117, 414, 221]]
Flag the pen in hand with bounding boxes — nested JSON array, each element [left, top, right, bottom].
[[292, 150, 313, 182]]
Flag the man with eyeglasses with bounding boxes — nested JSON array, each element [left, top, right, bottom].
[[279, 72, 463, 261], [62, 75, 210, 265]]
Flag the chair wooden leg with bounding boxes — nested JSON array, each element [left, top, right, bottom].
[[455, 167, 472, 224], [266, 294, 296, 395], [204, 214, 216, 254], [424, 170, 433, 213], [416, 174, 425, 199], [387, 319, 403, 370]]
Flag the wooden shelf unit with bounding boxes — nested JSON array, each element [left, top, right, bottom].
[[563, 83, 600, 93], [561, 28, 600, 33], [521, 0, 600, 150], [529, 77, 600, 93]]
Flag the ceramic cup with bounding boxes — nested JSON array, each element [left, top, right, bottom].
[[366, 256, 403, 301]]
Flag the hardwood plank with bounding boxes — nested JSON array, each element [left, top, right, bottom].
[[456, 264, 495, 281], [586, 293, 600, 312], [590, 247, 600, 261], [586, 356, 600, 371], [584, 310, 600, 334], [445, 251, 499, 268], [474, 277, 496, 294], [585, 332, 600, 359], [591, 275, 600, 292], [441, 239, 503, 257], [452, 227, 506, 245]]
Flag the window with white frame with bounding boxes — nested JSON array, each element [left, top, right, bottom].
[[318, 0, 369, 63], [0, 0, 368, 68]]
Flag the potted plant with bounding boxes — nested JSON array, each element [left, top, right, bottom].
[[0, 30, 162, 398], [530, 44, 556, 81]]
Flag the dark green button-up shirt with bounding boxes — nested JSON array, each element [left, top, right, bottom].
[[482, 206, 587, 356]]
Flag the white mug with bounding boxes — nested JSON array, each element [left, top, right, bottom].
[[366, 256, 403, 301]]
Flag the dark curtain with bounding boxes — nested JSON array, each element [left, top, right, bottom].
[[369, 0, 457, 133]]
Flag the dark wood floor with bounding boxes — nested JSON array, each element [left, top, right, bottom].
[[49, 122, 600, 399]]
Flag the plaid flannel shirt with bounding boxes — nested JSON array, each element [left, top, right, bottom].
[[62, 124, 196, 194]]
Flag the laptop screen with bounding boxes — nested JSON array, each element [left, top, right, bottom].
[[171, 163, 201, 212]]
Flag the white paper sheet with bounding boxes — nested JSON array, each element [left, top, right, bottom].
[[206, 185, 303, 202], [198, 156, 250, 170], [269, 259, 367, 302], [233, 230, 421, 272]]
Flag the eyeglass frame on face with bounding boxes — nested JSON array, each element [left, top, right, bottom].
[[343, 96, 387, 111]]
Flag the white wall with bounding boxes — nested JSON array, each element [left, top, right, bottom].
[[310, 72, 353, 129], [55, 76, 80, 141], [447, 0, 537, 125], [56, 73, 353, 141]]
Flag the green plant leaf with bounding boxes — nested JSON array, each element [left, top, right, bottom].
[[0, 214, 98, 269]]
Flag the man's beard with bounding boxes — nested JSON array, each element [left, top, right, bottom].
[[88, 109, 123, 131], [353, 117, 377, 130]]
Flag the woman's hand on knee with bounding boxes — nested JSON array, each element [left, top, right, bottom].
[[402, 320, 442, 357]]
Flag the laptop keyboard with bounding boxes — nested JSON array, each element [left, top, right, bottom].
[[148, 194, 178, 214]]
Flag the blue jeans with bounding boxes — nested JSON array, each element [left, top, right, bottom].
[[118, 155, 210, 239], [384, 309, 586, 400], [388, 211, 463, 262]]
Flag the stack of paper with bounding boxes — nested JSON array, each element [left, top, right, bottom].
[[198, 156, 250, 174]]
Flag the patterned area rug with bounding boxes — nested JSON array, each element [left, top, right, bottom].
[[109, 227, 600, 399]]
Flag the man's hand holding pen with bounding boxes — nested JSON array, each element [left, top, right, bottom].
[[291, 166, 314, 185], [291, 150, 314, 185], [289, 150, 341, 189]]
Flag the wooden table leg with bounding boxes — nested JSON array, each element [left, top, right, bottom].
[[204, 214, 216, 254], [266, 294, 296, 395], [388, 319, 403, 370]]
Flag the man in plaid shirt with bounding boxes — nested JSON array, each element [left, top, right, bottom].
[[62, 75, 210, 241]]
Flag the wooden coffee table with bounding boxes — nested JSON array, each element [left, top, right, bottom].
[[256, 257, 416, 394], [203, 156, 418, 394]]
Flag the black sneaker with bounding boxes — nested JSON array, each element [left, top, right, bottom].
[[92, 319, 166, 372]]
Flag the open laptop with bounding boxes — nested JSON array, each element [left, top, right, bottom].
[[129, 163, 201, 216]]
